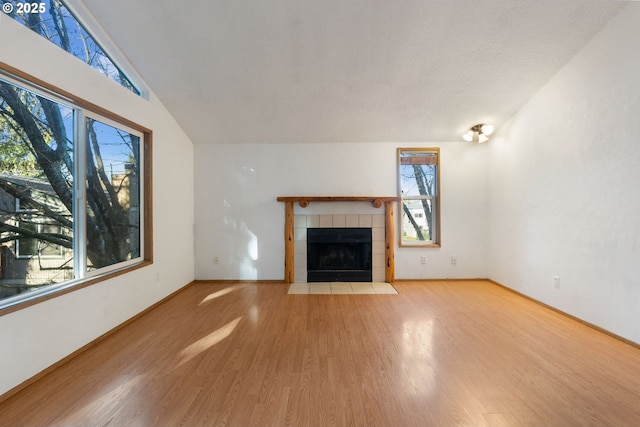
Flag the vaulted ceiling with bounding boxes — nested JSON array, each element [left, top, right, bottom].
[[76, 0, 627, 144]]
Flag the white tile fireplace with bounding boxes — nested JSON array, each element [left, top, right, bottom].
[[294, 212, 386, 282], [277, 196, 400, 283]]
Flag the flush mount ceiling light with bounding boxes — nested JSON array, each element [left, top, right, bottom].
[[462, 124, 494, 143]]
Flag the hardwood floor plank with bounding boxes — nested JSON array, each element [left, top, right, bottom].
[[1, 280, 640, 426]]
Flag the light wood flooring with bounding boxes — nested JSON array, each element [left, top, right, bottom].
[[1, 280, 640, 426]]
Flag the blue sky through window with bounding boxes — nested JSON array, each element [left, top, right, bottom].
[[87, 118, 139, 178], [399, 152, 437, 197], [1, 0, 140, 95]]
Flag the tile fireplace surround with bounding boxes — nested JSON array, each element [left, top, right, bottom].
[[294, 212, 385, 282], [277, 196, 400, 283]]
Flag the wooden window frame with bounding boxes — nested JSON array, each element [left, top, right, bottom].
[[0, 63, 153, 316], [398, 147, 441, 248]]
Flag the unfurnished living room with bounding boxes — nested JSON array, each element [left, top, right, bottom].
[[1, 0, 639, 426]]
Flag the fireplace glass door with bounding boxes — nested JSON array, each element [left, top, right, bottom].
[[307, 228, 372, 282]]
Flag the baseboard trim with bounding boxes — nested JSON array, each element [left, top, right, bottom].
[[488, 279, 640, 350], [0, 280, 196, 405], [193, 279, 286, 284]]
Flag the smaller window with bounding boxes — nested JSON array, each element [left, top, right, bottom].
[[2, 0, 141, 95], [15, 198, 37, 213], [16, 221, 65, 258], [398, 148, 440, 247]]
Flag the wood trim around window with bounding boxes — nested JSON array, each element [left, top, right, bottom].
[[397, 147, 441, 248], [0, 63, 153, 317]]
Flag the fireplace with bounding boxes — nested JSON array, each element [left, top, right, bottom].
[[277, 196, 400, 283], [307, 228, 372, 282]]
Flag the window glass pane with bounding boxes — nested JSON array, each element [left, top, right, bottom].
[[0, 78, 74, 297], [401, 199, 433, 242], [1, 0, 140, 95], [400, 156, 437, 197], [85, 118, 141, 271], [16, 223, 64, 258], [16, 222, 38, 257], [39, 224, 65, 257]]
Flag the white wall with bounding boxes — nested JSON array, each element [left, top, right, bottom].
[[0, 19, 195, 395], [488, 4, 640, 343], [194, 141, 488, 280]]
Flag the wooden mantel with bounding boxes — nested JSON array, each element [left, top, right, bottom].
[[277, 196, 400, 208], [277, 196, 401, 283]]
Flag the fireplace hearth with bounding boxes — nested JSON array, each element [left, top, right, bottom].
[[307, 228, 372, 282]]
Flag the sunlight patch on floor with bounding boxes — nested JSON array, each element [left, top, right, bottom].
[[177, 316, 242, 366], [63, 374, 144, 425], [198, 283, 247, 306]]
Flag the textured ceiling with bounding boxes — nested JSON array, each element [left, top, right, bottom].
[[75, 0, 627, 143]]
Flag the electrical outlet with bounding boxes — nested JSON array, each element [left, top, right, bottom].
[[554, 276, 560, 288], [213, 256, 220, 265], [421, 256, 427, 265], [451, 256, 457, 265]]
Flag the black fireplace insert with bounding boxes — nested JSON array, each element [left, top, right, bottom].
[[307, 228, 372, 282]]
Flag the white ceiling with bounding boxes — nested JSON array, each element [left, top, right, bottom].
[[77, 0, 627, 144]]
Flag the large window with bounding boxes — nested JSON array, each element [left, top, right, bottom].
[[0, 69, 151, 310], [1, 0, 141, 95], [398, 148, 440, 247]]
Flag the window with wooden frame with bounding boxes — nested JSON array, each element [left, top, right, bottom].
[[0, 66, 152, 313], [398, 148, 440, 247], [2, 0, 142, 96]]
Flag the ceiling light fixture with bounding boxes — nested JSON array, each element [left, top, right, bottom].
[[462, 124, 494, 143]]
